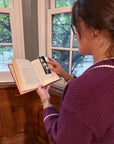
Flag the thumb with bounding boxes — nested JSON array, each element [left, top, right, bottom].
[[46, 85, 50, 92]]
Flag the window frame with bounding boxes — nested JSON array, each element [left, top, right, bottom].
[[47, 6, 76, 75], [38, 0, 77, 88], [0, 0, 25, 82], [38, 0, 94, 88], [47, 0, 81, 75], [47, 5, 75, 88]]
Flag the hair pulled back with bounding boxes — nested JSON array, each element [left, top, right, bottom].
[[72, 0, 114, 42]]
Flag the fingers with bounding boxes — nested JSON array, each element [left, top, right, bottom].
[[37, 85, 43, 93], [37, 85, 50, 91], [50, 67, 56, 72], [38, 85, 43, 89], [47, 61, 58, 68], [48, 57, 56, 63], [47, 61, 53, 65], [36, 85, 50, 101], [46, 85, 50, 92]]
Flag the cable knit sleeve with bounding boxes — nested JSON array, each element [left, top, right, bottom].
[[42, 61, 114, 144], [42, 82, 93, 144], [42, 106, 93, 144]]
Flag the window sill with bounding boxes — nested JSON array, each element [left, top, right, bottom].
[[0, 81, 15, 89], [0, 81, 64, 96], [0, 72, 14, 83], [0, 75, 65, 93], [51, 78, 66, 90]]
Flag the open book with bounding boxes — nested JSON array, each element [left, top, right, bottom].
[[9, 56, 61, 95]]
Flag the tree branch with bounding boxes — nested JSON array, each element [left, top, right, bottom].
[[0, 37, 12, 43], [3, 0, 6, 8], [0, 20, 11, 32]]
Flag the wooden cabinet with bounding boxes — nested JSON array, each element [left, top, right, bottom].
[[0, 83, 63, 144]]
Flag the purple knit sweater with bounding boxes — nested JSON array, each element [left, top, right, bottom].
[[42, 59, 114, 144]]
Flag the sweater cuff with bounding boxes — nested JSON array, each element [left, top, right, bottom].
[[42, 107, 59, 122]]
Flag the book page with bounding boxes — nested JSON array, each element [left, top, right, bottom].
[[31, 57, 60, 86], [8, 64, 21, 91], [12, 59, 40, 92]]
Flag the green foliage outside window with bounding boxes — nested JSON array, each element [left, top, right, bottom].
[[52, 50, 70, 73], [0, 0, 13, 72], [0, 46, 13, 71], [55, 0, 75, 8], [0, 14, 12, 43], [52, 14, 71, 48], [0, 0, 9, 8]]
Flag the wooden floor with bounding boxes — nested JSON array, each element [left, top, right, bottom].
[[0, 83, 62, 144]]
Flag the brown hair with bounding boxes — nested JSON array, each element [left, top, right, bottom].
[[72, 0, 114, 56]]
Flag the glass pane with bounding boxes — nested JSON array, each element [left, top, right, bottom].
[[52, 49, 69, 73], [0, 14, 12, 43], [52, 13, 71, 48], [72, 51, 93, 77], [0, 0, 10, 8], [56, 0, 75, 8], [0, 45, 13, 72], [73, 35, 78, 48]]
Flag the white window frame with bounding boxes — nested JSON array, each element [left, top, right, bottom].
[[38, 1, 78, 70], [38, 0, 93, 89], [38, 0, 75, 89], [0, 0, 25, 82], [47, 5, 76, 88], [38, 0, 52, 57], [47, 6, 76, 74]]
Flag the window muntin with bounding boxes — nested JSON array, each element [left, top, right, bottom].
[[0, 0, 25, 82], [48, 4, 94, 77]]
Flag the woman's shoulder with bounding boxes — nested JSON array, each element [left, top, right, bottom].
[[72, 60, 114, 86], [62, 64, 114, 111], [62, 66, 114, 137], [62, 71, 97, 111]]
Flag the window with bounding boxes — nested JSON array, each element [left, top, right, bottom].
[[55, 0, 75, 8], [0, 0, 25, 82], [47, 0, 93, 77]]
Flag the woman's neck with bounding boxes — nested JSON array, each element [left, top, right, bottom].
[[93, 56, 114, 64], [93, 32, 114, 64]]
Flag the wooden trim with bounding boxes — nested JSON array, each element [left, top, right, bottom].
[[0, 72, 14, 83], [0, 82, 15, 89], [0, 82, 63, 95], [47, 6, 72, 57], [0, 43, 12, 46], [0, 0, 25, 83], [0, 8, 13, 12], [38, 0, 46, 56], [50, 0, 55, 8], [12, 0, 25, 58]]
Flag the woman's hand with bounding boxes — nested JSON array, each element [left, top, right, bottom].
[[36, 85, 50, 101], [36, 85, 52, 109], [47, 57, 68, 78]]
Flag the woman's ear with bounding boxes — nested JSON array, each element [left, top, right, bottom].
[[90, 28, 100, 38]]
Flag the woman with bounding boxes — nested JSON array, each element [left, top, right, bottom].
[[37, 0, 114, 143]]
